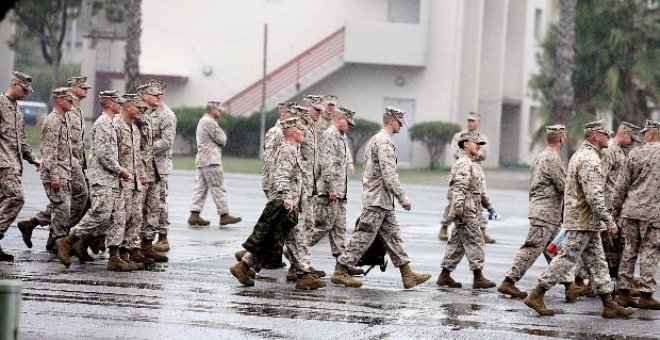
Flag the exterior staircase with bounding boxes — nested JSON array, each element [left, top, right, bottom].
[[224, 27, 346, 116]]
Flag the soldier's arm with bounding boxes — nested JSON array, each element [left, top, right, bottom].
[[40, 118, 60, 180], [273, 147, 294, 200], [579, 158, 614, 226], [95, 124, 123, 175], [18, 111, 37, 164], [546, 156, 566, 194], [450, 163, 470, 218], [153, 113, 176, 154], [610, 158, 634, 219], [320, 134, 338, 194], [207, 119, 227, 147], [376, 141, 408, 206]]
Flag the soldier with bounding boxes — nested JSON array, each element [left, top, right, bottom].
[[437, 133, 497, 289], [611, 120, 660, 310], [0, 71, 42, 261], [261, 102, 294, 197], [188, 100, 242, 226], [55, 90, 133, 271], [523, 120, 634, 319], [230, 117, 325, 289], [498, 125, 588, 299], [331, 107, 430, 289], [316, 95, 355, 177], [113, 94, 149, 270], [439, 112, 495, 243]]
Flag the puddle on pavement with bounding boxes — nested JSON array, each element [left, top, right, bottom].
[[6, 275, 165, 290], [231, 301, 389, 325]]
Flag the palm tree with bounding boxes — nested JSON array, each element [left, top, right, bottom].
[[552, 0, 576, 126], [123, 0, 142, 92]]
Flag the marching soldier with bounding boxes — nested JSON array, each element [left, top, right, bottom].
[[331, 107, 430, 289], [437, 133, 497, 290], [188, 100, 241, 226], [0, 71, 42, 261], [611, 120, 660, 310], [261, 102, 294, 197], [316, 95, 355, 177], [523, 120, 634, 319]]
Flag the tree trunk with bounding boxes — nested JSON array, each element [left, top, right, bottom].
[[124, 0, 142, 92], [552, 0, 576, 126]]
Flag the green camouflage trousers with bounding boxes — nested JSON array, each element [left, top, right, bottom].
[[242, 199, 298, 266], [0, 174, 24, 240], [35, 180, 71, 238], [441, 219, 485, 271]]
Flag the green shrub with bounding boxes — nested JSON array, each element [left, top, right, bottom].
[[409, 121, 461, 169]]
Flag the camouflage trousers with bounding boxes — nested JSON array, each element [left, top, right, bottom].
[[241, 199, 298, 268], [121, 186, 144, 250], [505, 221, 560, 281], [338, 207, 410, 268], [35, 180, 72, 238], [0, 174, 24, 240], [539, 230, 612, 294], [69, 164, 89, 225], [441, 219, 485, 271], [70, 185, 125, 247], [157, 175, 170, 235], [618, 219, 660, 293], [190, 165, 228, 216], [308, 196, 347, 257], [285, 194, 315, 274], [141, 180, 161, 241]]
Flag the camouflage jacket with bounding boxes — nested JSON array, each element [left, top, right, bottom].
[[0, 94, 38, 174], [261, 122, 283, 192], [150, 104, 177, 176], [528, 147, 566, 227], [448, 154, 493, 220], [137, 113, 157, 183], [316, 117, 352, 164], [195, 114, 226, 168], [450, 129, 489, 163], [611, 141, 660, 223], [271, 142, 303, 209], [317, 125, 348, 199], [40, 111, 73, 182], [300, 123, 317, 196], [563, 141, 613, 231], [113, 115, 144, 191], [68, 105, 86, 169], [88, 112, 124, 188], [361, 130, 407, 210], [601, 140, 627, 208]]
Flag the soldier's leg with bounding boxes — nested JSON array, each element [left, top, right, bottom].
[[121, 189, 137, 248], [638, 224, 659, 294], [378, 210, 411, 267], [69, 165, 89, 225], [506, 224, 559, 282], [328, 201, 347, 257], [580, 232, 612, 295], [105, 188, 127, 249], [617, 218, 641, 290], [48, 181, 72, 240], [462, 220, 485, 271], [203, 166, 229, 216], [157, 175, 170, 234], [337, 208, 386, 267], [308, 197, 336, 247], [0, 175, 24, 258], [439, 191, 452, 240], [141, 181, 161, 241], [189, 167, 209, 214], [538, 231, 592, 290], [70, 185, 113, 240], [441, 222, 467, 271]]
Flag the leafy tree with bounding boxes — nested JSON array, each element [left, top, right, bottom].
[[346, 118, 380, 163], [409, 121, 461, 169], [121, 0, 141, 92]]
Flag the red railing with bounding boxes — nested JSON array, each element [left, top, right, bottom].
[[225, 27, 346, 116]]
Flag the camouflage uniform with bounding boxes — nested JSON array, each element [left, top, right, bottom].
[[190, 114, 229, 215], [441, 151, 494, 272], [0, 93, 38, 240], [137, 112, 160, 241], [505, 147, 565, 281], [261, 122, 283, 196], [68, 104, 89, 224], [612, 140, 660, 293], [113, 115, 144, 250], [537, 140, 615, 295], [150, 103, 177, 235], [337, 129, 411, 268], [36, 110, 73, 239]]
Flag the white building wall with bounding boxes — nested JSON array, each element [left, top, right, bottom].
[[0, 19, 14, 89]]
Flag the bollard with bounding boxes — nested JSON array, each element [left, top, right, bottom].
[[0, 280, 21, 340]]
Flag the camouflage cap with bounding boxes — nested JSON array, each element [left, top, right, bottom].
[[122, 93, 141, 106], [466, 112, 481, 121], [278, 101, 295, 113], [67, 76, 92, 89], [458, 132, 486, 145], [546, 124, 566, 136], [304, 95, 325, 111], [136, 83, 163, 96], [619, 121, 641, 143], [322, 95, 338, 106], [51, 87, 73, 101], [147, 79, 166, 91], [99, 90, 127, 103], [337, 106, 356, 126], [281, 116, 304, 130], [206, 100, 226, 112], [640, 119, 660, 133], [384, 106, 405, 126], [288, 105, 310, 121], [11, 71, 33, 93], [584, 119, 614, 137]]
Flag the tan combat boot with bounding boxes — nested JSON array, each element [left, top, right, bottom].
[[436, 268, 462, 288], [17, 218, 39, 248], [564, 282, 591, 302], [438, 225, 448, 241], [498, 277, 528, 298], [615, 289, 639, 308], [45, 231, 57, 252], [400, 263, 431, 289], [129, 249, 147, 264], [473, 269, 496, 289], [601, 293, 635, 318], [481, 228, 496, 244], [153, 233, 170, 252], [72, 239, 95, 263], [220, 213, 242, 225], [89, 235, 106, 254], [230, 261, 255, 287], [523, 284, 556, 316], [345, 265, 363, 276], [187, 211, 210, 226], [55, 235, 78, 268], [331, 263, 362, 288], [106, 247, 135, 272], [286, 265, 298, 282], [234, 249, 247, 262], [295, 273, 326, 290], [638, 292, 660, 310], [141, 239, 168, 262], [119, 248, 142, 270]]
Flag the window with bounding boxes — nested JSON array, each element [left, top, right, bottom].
[[534, 8, 543, 41], [388, 0, 421, 24]]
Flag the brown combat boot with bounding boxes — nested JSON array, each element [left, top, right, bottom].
[[331, 263, 362, 288], [187, 211, 210, 226], [564, 282, 591, 302], [523, 284, 556, 316], [235, 249, 247, 262], [400, 263, 431, 289], [220, 213, 242, 225], [45, 231, 56, 252], [638, 292, 660, 310], [141, 239, 168, 262], [55, 235, 78, 268], [601, 293, 635, 318], [248, 268, 256, 279], [473, 269, 496, 289], [345, 265, 363, 276], [106, 247, 135, 272], [89, 235, 106, 254], [73, 239, 94, 263], [438, 225, 448, 241], [129, 249, 147, 264], [0, 245, 14, 262], [482, 228, 496, 244], [296, 273, 326, 290], [119, 248, 143, 270], [616, 289, 639, 308], [17, 218, 39, 248], [436, 268, 462, 288], [286, 265, 298, 282], [153, 233, 170, 252], [498, 277, 528, 298], [230, 261, 255, 287]]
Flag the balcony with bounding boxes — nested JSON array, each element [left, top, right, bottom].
[[343, 20, 428, 67]]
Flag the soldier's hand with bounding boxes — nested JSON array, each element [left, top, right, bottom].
[[402, 198, 412, 211], [283, 199, 295, 212], [329, 192, 338, 203], [33, 159, 43, 172], [347, 163, 355, 177], [50, 179, 61, 191], [607, 222, 618, 235], [119, 169, 131, 181], [139, 176, 147, 185]]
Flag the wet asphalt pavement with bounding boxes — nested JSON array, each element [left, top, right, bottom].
[[1, 168, 658, 340]]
